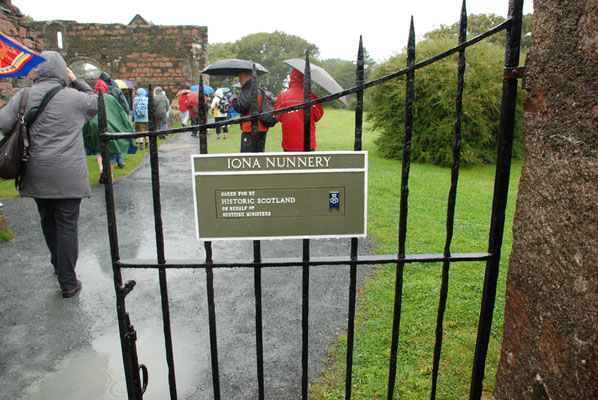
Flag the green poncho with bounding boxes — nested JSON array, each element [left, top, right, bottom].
[[83, 93, 133, 156]]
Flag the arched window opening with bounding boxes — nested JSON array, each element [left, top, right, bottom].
[[57, 31, 63, 49], [70, 61, 101, 81]]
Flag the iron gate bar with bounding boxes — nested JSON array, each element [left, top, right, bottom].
[[98, 91, 146, 399], [301, 53, 312, 400], [147, 84, 179, 400], [253, 240, 265, 399], [470, 0, 523, 398], [196, 76, 222, 400], [250, 65, 260, 151], [301, 239, 310, 400], [430, 2, 468, 399], [206, 266, 221, 400], [345, 36, 365, 400], [387, 16, 415, 400], [198, 75, 208, 155]]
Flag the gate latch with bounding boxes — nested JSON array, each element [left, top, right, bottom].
[[503, 66, 525, 79]]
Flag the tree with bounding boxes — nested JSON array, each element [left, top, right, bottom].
[[314, 58, 358, 108], [424, 13, 534, 51], [210, 31, 318, 95], [317, 47, 376, 109], [368, 35, 524, 166]]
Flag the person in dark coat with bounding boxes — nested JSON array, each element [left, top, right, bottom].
[[274, 69, 324, 151], [99, 71, 129, 113], [0, 51, 97, 298], [231, 70, 270, 152]]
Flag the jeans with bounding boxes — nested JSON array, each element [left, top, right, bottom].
[[35, 198, 81, 290], [215, 117, 228, 134]]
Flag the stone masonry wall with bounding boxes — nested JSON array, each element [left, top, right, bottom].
[[0, 1, 208, 105], [0, 0, 43, 107], [30, 18, 208, 100], [493, 0, 597, 399]]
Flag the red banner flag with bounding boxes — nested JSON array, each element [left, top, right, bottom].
[[0, 33, 45, 78]]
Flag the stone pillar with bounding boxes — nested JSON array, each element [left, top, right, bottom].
[[493, 0, 598, 399]]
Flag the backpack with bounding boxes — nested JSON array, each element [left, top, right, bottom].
[[134, 98, 147, 117], [258, 87, 278, 128], [217, 97, 229, 114], [0, 85, 62, 187]]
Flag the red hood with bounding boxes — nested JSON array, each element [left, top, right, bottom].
[[95, 79, 108, 94], [289, 69, 304, 88]]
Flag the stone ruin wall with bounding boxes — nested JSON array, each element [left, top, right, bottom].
[[30, 19, 208, 101], [0, 0, 44, 107], [0, 0, 208, 105]]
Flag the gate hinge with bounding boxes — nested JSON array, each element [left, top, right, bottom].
[[504, 66, 525, 79]]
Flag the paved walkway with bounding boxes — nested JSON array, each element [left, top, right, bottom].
[[0, 132, 374, 399]]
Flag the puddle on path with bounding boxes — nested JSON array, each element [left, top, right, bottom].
[[20, 322, 205, 400]]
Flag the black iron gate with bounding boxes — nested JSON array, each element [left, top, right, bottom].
[[98, 0, 524, 398]]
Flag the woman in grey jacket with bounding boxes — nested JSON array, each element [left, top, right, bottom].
[[0, 51, 97, 298]]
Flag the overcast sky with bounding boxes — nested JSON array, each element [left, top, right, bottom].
[[18, 0, 533, 62]]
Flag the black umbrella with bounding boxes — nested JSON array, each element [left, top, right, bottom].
[[202, 59, 268, 76]]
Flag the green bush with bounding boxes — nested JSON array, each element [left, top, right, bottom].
[[368, 35, 524, 166]]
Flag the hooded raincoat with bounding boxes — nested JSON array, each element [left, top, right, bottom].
[[82, 90, 133, 158], [133, 88, 149, 123], [0, 51, 97, 198], [274, 69, 324, 151], [100, 71, 129, 113]]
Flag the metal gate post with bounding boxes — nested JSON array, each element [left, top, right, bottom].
[[98, 92, 146, 399], [469, 0, 524, 398]]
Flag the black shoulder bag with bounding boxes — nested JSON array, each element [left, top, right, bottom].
[[0, 85, 63, 189]]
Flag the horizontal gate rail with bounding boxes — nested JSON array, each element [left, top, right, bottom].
[[115, 253, 493, 269]]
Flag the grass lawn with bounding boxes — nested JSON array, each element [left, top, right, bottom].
[[0, 109, 521, 400]]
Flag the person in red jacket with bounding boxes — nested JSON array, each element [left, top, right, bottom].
[[183, 91, 208, 137], [177, 90, 190, 126], [274, 69, 324, 151]]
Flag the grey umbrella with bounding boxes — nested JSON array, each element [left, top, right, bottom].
[[202, 59, 268, 76], [283, 58, 348, 106]]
